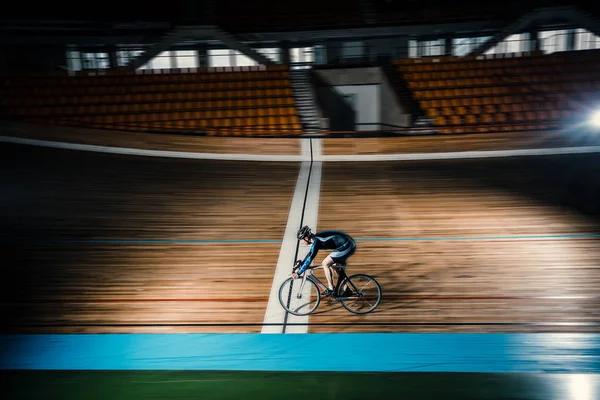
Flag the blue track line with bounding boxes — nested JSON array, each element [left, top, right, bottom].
[[38, 239, 282, 244], [34, 233, 600, 244], [356, 233, 600, 241]]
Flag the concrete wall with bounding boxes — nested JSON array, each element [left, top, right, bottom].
[[380, 74, 411, 128], [324, 36, 410, 64], [314, 66, 411, 130], [316, 66, 381, 86], [335, 84, 381, 131], [311, 71, 356, 132], [315, 67, 381, 131]]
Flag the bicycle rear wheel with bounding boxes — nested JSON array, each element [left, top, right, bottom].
[[278, 277, 320, 316], [339, 274, 382, 314]]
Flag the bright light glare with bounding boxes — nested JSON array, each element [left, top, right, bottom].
[[590, 110, 600, 127], [569, 374, 593, 400]]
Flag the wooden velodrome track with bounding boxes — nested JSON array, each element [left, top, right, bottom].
[[1, 122, 600, 334]]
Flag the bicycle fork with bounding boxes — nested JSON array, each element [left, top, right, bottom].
[[295, 270, 312, 299]]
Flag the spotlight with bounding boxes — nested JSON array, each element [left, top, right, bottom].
[[590, 110, 600, 128]]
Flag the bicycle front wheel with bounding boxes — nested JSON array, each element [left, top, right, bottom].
[[278, 277, 320, 316], [339, 274, 382, 314]]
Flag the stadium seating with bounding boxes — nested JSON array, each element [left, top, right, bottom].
[[0, 65, 303, 136], [4, 50, 600, 137], [395, 50, 600, 133]]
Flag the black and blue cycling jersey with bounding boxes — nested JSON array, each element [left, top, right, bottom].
[[297, 230, 356, 275]]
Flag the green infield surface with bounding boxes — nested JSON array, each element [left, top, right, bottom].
[[3, 371, 599, 400]]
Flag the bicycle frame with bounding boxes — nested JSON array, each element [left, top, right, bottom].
[[281, 264, 381, 315], [297, 265, 359, 298]]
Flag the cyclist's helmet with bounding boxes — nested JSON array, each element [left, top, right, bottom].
[[297, 225, 312, 240]]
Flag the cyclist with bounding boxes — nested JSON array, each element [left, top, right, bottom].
[[292, 225, 356, 297]]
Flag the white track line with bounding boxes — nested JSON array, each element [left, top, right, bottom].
[[315, 145, 600, 162], [287, 145, 321, 333], [0, 135, 305, 162], [3, 135, 600, 162], [262, 140, 322, 333]]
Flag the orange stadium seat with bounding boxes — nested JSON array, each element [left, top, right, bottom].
[[1, 67, 303, 136], [396, 50, 600, 134]]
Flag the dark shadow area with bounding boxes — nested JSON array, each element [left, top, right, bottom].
[[0, 142, 297, 332], [1, 144, 166, 330], [390, 152, 600, 219], [381, 64, 424, 124], [310, 70, 356, 132]]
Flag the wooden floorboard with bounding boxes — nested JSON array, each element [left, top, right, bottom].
[[322, 130, 600, 156], [312, 158, 600, 332], [0, 121, 301, 155], [1, 144, 296, 333], [2, 144, 297, 241], [3, 142, 600, 334]]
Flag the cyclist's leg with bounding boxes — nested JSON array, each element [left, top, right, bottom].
[[321, 255, 336, 291], [331, 243, 356, 295]]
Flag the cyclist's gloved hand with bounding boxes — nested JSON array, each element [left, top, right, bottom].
[[292, 260, 303, 279]]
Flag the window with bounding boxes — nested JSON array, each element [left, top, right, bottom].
[[174, 50, 198, 68], [485, 33, 527, 55], [290, 47, 314, 63], [234, 50, 258, 67], [290, 46, 314, 69], [256, 47, 281, 63], [152, 51, 172, 69], [576, 28, 600, 50], [539, 30, 568, 54], [209, 48, 271, 67], [208, 49, 232, 67], [117, 48, 144, 67], [128, 49, 171, 70], [66, 49, 82, 71], [81, 51, 109, 70], [408, 40, 418, 58], [453, 36, 492, 56], [418, 39, 443, 57]]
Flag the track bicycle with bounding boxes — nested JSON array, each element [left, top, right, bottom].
[[278, 264, 382, 316]]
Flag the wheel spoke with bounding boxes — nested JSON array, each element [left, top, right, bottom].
[[279, 277, 320, 316], [340, 274, 382, 314], [357, 280, 373, 292]]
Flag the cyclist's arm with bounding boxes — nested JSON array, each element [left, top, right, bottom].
[[297, 241, 319, 275]]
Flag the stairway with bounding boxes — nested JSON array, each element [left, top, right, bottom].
[[289, 69, 322, 134]]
